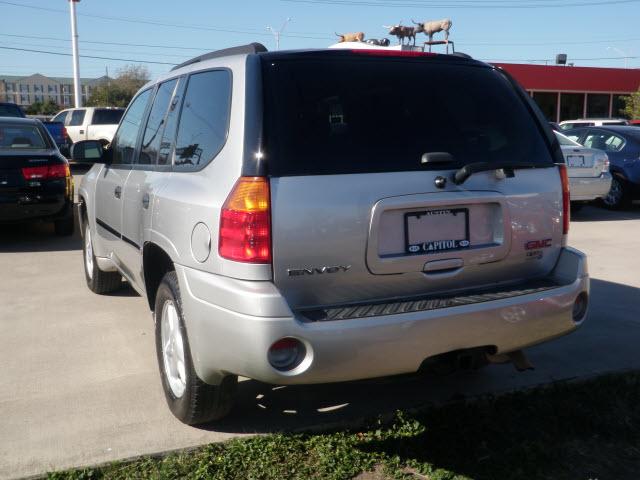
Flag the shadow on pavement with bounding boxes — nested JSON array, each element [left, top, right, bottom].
[[205, 278, 640, 434], [571, 203, 640, 222], [0, 212, 82, 253]]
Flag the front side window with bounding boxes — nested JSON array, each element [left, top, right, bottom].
[[174, 70, 232, 170], [139, 78, 179, 165], [67, 109, 86, 126], [111, 89, 152, 165]]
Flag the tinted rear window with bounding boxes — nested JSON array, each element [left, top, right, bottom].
[[92, 109, 124, 125], [0, 125, 47, 149], [0, 104, 24, 117], [262, 57, 554, 176]]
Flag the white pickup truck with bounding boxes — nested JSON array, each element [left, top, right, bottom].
[[51, 107, 124, 145]]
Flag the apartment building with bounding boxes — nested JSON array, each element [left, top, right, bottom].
[[0, 73, 110, 108]]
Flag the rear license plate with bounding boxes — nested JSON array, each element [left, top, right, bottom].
[[566, 155, 592, 168], [405, 208, 470, 255]]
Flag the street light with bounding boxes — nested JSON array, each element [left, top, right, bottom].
[[267, 17, 292, 51], [607, 46, 629, 69], [68, 0, 82, 107]]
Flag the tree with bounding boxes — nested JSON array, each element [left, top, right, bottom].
[[619, 90, 640, 120], [86, 64, 150, 108], [25, 99, 61, 116]]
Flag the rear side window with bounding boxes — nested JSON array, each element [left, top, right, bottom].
[[583, 132, 625, 152], [0, 104, 24, 117], [139, 78, 179, 165], [51, 111, 68, 123], [92, 109, 124, 125], [67, 109, 86, 126], [174, 69, 232, 171], [262, 58, 554, 176]]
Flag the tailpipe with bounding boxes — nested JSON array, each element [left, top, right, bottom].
[[487, 350, 534, 372]]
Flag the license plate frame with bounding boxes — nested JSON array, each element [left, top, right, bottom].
[[404, 208, 470, 255]]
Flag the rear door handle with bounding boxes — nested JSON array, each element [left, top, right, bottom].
[[114, 186, 122, 199], [79, 129, 85, 134], [142, 193, 150, 209]]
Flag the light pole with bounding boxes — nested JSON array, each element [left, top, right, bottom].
[[68, 0, 82, 107], [267, 17, 292, 51], [607, 46, 629, 69]]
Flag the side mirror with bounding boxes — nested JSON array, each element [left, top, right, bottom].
[[71, 140, 109, 164]]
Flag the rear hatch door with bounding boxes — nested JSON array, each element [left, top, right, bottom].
[[262, 53, 563, 310]]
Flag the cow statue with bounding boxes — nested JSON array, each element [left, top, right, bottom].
[[383, 24, 418, 46], [412, 18, 453, 42], [335, 32, 365, 43]]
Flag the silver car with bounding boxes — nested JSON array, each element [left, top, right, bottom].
[[74, 44, 589, 424], [554, 130, 612, 203]]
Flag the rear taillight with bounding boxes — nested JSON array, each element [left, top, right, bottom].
[[219, 176, 271, 263], [22, 164, 70, 180], [559, 164, 570, 235], [62, 127, 69, 142]]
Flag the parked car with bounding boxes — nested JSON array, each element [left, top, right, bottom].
[[51, 107, 124, 146], [559, 118, 628, 130], [1, 102, 71, 156], [0, 117, 74, 235], [562, 126, 640, 209], [74, 44, 589, 424], [554, 130, 611, 204]]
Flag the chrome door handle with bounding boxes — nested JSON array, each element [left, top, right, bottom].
[[142, 193, 150, 209], [114, 186, 122, 199]]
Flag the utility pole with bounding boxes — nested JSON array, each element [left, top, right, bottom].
[[267, 17, 292, 51], [607, 46, 629, 69], [68, 0, 82, 107]]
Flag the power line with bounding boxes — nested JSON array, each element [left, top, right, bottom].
[[280, 0, 640, 7], [0, 45, 177, 66], [0, 40, 194, 59]]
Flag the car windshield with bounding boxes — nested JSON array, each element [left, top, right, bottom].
[[262, 56, 554, 176], [0, 125, 47, 149], [554, 131, 582, 147]]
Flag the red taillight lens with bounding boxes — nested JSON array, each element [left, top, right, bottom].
[[559, 164, 570, 235], [62, 127, 69, 141], [22, 164, 70, 180], [219, 176, 271, 263]]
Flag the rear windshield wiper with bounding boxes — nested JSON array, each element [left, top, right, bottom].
[[453, 161, 547, 185]]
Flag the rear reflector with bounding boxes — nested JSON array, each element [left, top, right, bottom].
[[559, 164, 570, 235], [22, 164, 70, 180], [350, 49, 437, 57], [219, 176, 271, 263], [268, 338, 306, 371]]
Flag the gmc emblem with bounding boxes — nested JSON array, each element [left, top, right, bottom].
[[525, 239, 552, 250]]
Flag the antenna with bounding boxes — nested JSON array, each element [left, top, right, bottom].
[[267, 17, 292, 51]]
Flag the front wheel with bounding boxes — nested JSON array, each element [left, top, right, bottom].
[[83, 220, 122, 294], [602, 175, 631, 210], [155, 271, 237, 425]]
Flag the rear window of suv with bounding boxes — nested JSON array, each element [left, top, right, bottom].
[[261, 57, 554, 176], [92, 108, 124, 125]]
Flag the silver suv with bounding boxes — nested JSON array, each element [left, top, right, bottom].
[[74, 43, 589, 425]]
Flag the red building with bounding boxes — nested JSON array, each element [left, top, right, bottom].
[[494, 63, 640, 122]]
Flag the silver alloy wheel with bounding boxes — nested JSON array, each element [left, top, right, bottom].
[[604, 177, 623, 206], [160, 300, 187, 398], [85, 226, 94, 280]]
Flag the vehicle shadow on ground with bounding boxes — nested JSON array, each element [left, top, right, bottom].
[[0, 214, 82, 252], [205, 278, 640, 435], [571, 203, 640, 222]]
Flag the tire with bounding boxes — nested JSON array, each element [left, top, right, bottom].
[[602, 175, 632, 210], [570, 203, 584, 213], [155, 271, 237, 425], [83, 220, 122, 294], [54, 215, 74, 236]]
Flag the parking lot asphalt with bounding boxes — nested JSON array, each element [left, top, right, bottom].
[[1, 169, 639, 479]]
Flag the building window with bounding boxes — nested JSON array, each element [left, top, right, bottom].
[[20, 94, 29, 104], [34, 94, 43, 102], [612, 94, 629, 118], [6, 83, 15, 92], [532, 92, 558, 122], [48, 84, 58, 94], [560, 93, 585, 121], [586, 94, 610, 118], [19, 84, 29, 93]]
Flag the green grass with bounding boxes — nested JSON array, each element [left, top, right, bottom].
[[47, 372, 640, 480]]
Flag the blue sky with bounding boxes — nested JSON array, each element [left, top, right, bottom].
[[0, 0, 638, 80]]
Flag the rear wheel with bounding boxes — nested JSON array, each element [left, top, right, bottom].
[[155, 271, 237, 425], [83, 221, 122, 294], [602, 175, 631, 210]]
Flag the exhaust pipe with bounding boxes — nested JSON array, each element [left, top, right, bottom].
[[486, 349, 534, 372]]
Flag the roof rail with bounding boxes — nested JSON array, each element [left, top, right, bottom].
[[171, 43, 268, 71]]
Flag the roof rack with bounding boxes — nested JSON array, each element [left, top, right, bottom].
[[171, 43, 268, 71]]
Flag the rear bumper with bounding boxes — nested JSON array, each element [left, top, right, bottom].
[[569, 172, 612, 201], [177, 247, 589, 386], [0, 194, 72, 223]]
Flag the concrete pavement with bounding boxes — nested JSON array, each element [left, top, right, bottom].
[[0, 196, 639, 479]]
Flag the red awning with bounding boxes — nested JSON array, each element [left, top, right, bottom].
[[494, 63, 640, 93]]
